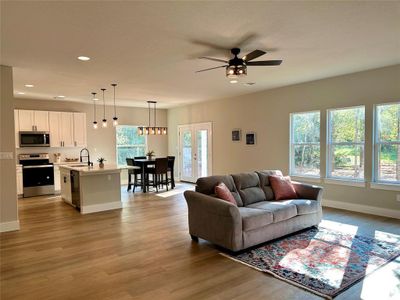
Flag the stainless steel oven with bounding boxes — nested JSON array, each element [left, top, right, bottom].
[[19, 131, 50, 147], [19, 153, 54, 197]]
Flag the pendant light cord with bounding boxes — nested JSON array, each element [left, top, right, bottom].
[[101, 88, 106, 119], [148, 101, 151, 128], [92, 92, 97, 121], [154, 102, 157, 128], [112, 84, 117, 117]]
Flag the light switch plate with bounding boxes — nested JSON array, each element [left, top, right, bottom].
[[0, 152, 13, 160]]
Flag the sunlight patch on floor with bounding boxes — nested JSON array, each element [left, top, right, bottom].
[[360, 257, 400, 300], [155, 189, 185, 198], [320, 219, 359, 235]]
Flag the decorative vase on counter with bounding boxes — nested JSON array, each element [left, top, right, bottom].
[[97, 157, 106, 168]]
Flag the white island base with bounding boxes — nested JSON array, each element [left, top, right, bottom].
[[59, 165, 124, 214]]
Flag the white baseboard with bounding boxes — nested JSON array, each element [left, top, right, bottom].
[[0, 220, 20, 232], [81, 201, 122, 214], [322, 199, 400, 219]]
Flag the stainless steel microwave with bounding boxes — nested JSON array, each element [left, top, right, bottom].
[[19, 131, 50, 147]]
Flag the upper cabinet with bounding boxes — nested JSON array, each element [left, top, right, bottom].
[[73, 113, 87, 147], [16, 109, 86, 148], [18, 110, 49, 131]]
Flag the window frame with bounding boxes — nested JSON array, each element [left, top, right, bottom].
[[289, 110, 321, 178], [373, 101, 400, 185], [115, 125, 147, 167], [326, 105, 365, 181]]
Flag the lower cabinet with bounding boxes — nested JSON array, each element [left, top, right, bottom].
[[54, 165, 61, 193], [60, 168, 72, 204], [16, 166, 23, 197]]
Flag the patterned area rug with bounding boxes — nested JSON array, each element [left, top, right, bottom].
[[221, 227, 400, 299]]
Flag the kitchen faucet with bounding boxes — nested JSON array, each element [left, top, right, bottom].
[[80, 148, 92, 166]]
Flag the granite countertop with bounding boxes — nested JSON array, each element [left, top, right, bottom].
[[59, 164, 130, 176]]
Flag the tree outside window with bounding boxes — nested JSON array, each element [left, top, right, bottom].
[[290, 111, 320, 176], [116, 125, 146, 166]]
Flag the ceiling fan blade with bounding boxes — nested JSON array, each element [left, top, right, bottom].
[[243, 50, 266, 61], [195, 65, 227, 73], [199, 56, 228, 63], [247, 60, 283, 66]]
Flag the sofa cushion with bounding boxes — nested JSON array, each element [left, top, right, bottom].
[[238, 207, 273, 231], [196, 175, 243, 206], [247, 201, 297, 223], [269, 175, 297, 200], [283, 199, 319, 215], [215, 182, 237, 206], [231, 173, 266, 206], [256, 170, 283, 200]]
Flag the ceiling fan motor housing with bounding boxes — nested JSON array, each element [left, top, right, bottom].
[[226, 58, 247, 78]]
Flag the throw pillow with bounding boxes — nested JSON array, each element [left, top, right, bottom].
[[268, 175, 297, 200], [215, 182, 237, 206]]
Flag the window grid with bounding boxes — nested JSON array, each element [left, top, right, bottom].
[[289, 111, 320, 177], [327, 106, 365, 181], [116, 125, 147, 166], [373, 102, 400, 184]]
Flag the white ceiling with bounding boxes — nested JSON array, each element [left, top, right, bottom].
[[1, 1, 400, 108]]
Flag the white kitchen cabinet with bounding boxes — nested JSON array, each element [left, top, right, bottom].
[[60, 112, 74, 147], [49, 112, 62, 147], [60, 168, 72, 203], [18, 110, 35, 131], [34, 111, 49, 131], [16, 165, 23, 196], [73, 112, 87, 147], [14, 110, 20, 148], [54, 165, 61, 193], [17, 110, 49, 131]]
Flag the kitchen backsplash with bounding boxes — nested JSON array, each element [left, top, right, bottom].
[[16, 148, 81, 163]]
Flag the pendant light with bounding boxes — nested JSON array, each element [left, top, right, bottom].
[[111, 83, 118, 126], [92, 92, 98, 129], [138, 101, 167, 135], [101, 88, 107, 128]]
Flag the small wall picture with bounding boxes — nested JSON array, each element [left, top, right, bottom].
[[232, 129, 241, 142], [246, 132, 256, 145]]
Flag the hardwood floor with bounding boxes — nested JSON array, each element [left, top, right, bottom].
[[1, 183, 399, 300]]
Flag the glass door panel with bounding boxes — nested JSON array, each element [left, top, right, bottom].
[[196, 129, 208, 178]]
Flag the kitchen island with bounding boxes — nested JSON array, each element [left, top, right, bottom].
[[59, 164, 127, 214]]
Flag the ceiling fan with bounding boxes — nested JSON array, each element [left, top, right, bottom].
[[196, 48, 282, 82]]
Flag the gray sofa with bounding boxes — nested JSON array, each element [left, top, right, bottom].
[[184, 170, 323, 251]]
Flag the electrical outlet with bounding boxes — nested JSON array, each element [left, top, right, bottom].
[[107, 175, 111, 181], [397, 194, 400, 202]]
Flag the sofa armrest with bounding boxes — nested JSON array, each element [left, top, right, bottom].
[[292, 182, 323, 202], [184, 191, 243, 251]]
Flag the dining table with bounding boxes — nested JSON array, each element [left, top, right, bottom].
[[133, 158, 157, 193]]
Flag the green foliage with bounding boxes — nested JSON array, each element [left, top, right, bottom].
[[330, 107, 364, 142], [292, 112, 320, 143], [378, 104, 400, 142], [116, 126, 146, 166]]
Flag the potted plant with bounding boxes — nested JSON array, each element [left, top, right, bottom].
[[97, 157, 106, 168], [146, 150, 155, 160]]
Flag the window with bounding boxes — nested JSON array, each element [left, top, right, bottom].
[[116, 125, 146, 166], [290, 111, 320, 176], [327, 106, 365, 180], [374, 102, 400, 183]]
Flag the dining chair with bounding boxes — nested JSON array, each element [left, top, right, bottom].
[[147, 158, 169, 192], [126, 158, 143, 192], [167, 156, 175, 189]]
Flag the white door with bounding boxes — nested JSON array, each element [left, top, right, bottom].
[[178, 122, 212, 183], [14, 110, 20, 148], [60, 112, 74, 147], [34, 111, 49, 131], [49, 112, 62, 147], [73, 112, 86, 147], [18, 110, 35, 131]]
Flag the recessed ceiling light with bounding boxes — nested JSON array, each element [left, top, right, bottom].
[[24, 84, 34, 88], [57, 95, 65, 98], [230, 80, 238, 84], [243, 82, 256, 86], [16, 92, 25, 95], [78, 56, 90, 61], [93, 98, 99, 101]]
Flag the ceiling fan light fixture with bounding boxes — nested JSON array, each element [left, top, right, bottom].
[[226, 65, 247, 78]]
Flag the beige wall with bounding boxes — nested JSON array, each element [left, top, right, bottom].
[[168, 64, 400, 211], [0, 65, 19, 229], [13, 98, 168, 163]]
